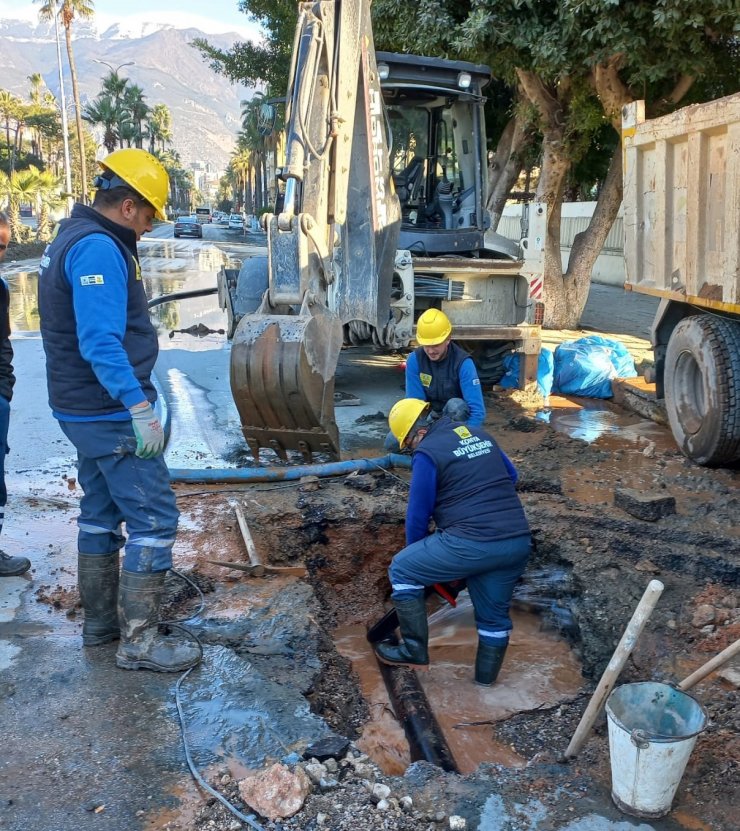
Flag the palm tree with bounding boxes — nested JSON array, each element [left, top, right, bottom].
[[0, 167, 42, 240], [0, 91, 22, 174], [123, 84, 149, 149], [28, 73, 44, 105], [83, 96, 119, 153], [144, 104, 172, 154], [36, 0, 95, 204], [34, 167, 64, 241]]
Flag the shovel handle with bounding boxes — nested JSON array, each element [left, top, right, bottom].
[[563, 579, 664, 759], [233, 503, 265, 577], [678, 637, 740, 691]]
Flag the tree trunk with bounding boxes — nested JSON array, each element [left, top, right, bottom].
[[64, 26, 87, 204], [485, 111, 533, 232]]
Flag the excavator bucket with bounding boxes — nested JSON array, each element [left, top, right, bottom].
[[230, 302, 344, 463]]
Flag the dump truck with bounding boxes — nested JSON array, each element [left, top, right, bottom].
[[217, 0, 546, 463], [622, 93, 740, 465]]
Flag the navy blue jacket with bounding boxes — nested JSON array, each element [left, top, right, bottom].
[[412, 417, 529, 542], [0, 279, 15, 402], [38, 204, 157, 418]]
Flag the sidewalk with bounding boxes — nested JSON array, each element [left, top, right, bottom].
[[541, 282, 659, 368]]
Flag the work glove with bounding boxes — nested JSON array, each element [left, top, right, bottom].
[[128, 403, 165, 459]]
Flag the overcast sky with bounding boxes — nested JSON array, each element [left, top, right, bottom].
[[0, 0, 261, 40]]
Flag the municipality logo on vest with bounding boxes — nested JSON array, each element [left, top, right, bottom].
[[80, 274, 105, 286]]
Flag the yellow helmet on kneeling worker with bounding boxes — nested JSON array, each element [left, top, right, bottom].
[[95, 148, 169, 221], [416, 308, 452, 346], [388, 398, 430, 449]]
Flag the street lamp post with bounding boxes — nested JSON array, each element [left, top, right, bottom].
[[92, 59, 135, 77], [52, 8, 73, 216]]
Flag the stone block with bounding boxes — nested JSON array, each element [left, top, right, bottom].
[[614, 487, 676, 521]]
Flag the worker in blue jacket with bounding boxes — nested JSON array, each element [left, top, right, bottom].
[[385, 309, 484, 450], [375, 398, 531, 686], [37, 149, 198, 674]]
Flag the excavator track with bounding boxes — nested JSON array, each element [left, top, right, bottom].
[[230, 305, 344, 463]]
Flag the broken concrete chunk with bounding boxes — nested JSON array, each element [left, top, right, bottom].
[[344, 472, 378, 491], [614, 487, 676, 521], [303, 735, 350, 761], [718, 665, 740, 688], [692, 604, 716, 628], [237, 763, 311, 820]]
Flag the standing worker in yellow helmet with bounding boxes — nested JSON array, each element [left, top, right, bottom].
[[376, 398, 531, 686], [37, 149, 199, 674]]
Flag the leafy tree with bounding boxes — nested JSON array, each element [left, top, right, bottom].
[[372, 0, 739, 328], [36, 0, 95, 204]]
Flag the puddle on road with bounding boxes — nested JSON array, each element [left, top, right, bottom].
[[335, 600, 582, 775]]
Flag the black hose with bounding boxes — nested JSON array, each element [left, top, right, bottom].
[[148, 286, 219, 309]]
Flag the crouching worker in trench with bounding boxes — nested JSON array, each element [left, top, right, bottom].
[[375, 399, 531, 685], [37, 148, 199, 673]]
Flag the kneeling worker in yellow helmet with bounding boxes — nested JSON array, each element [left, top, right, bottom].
[[375, 398, 531, 685], [37, 149, 199, 674]]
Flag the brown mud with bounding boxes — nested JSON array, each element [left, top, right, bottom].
[[30, 388, 739, 831]]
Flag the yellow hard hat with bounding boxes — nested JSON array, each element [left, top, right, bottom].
[[389, 398, 430, 448], [416, 308, 452, 346], [98, 149, 169, 221]]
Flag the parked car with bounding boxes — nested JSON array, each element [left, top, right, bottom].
[[174, 215, 203, 239], [228, 214, 245, 231]]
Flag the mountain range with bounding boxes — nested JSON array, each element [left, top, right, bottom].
[[0, 17, 255, 172]]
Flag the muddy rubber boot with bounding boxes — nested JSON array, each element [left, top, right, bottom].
[[78, 552, 120, 645], [0, 550, 31, 576], [474, 641, 508, 686], [375, 596, 429, 670], [116, 570, 200, 672]]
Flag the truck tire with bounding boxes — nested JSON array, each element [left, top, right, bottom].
[[664, 314, 740, 465]]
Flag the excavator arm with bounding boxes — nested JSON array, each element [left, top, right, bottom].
[[230, 0, 401, 462]]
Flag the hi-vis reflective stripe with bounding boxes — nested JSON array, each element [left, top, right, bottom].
[[530, 276, 543, 299]]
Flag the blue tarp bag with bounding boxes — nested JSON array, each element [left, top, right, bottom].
[[553, 336, 637, 399], [499, 348, 554, 396]]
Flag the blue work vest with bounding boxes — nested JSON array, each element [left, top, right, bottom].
[[415, 417, 529, 541], [38, 204, 158, 417], [414, 341, 469, 414]]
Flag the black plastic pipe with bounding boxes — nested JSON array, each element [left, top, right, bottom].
[[378, 661, 459, 773]]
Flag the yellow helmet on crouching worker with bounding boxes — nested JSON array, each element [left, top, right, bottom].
[[416, 308, 452, 346], [95, 148, 169, 221], [389, 398, 430, 449]]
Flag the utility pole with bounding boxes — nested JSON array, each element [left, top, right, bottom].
[[52, 4, 74, 216]]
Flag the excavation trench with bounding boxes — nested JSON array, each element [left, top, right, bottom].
[[182, 473, 587, 778]]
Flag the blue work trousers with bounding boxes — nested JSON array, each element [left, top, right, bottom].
[[60, 420, 178, 573], [389, 530, 531, 641]]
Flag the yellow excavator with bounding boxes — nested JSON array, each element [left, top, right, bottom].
[[218, 0, 546, 463]]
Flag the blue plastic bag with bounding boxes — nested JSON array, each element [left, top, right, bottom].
[[499, 348, 554, 397], [553, 336, 637, 399]]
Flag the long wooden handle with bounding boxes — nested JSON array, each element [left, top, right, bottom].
[[679, 638, 740, 691], [563, 579, 664, 759], [233, 503, 265, 577]]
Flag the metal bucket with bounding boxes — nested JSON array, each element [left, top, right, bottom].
[[605, 681, 707, 818]]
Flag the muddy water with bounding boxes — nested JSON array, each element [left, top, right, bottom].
[[335, 599, 582, 775]]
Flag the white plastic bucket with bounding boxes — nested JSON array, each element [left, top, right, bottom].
[[605, 681, 707, 818]]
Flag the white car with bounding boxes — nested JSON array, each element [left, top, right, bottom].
[[228, 214, 244, 231]]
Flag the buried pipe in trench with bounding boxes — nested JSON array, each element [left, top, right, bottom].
[[378, 660, 459, 773]]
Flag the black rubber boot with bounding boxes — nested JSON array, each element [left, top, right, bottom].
[[375, 596, 429, 670], [116, 570, 200, 672], [78, 552, 120, 645], [0, 550, 31, 576], [474, 641, 508, 686]]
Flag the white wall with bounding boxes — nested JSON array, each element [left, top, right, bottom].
[[499, 202, 626, 287]]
